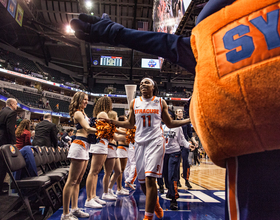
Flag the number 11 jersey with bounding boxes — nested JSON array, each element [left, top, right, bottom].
[[133, 96, 163, 143]]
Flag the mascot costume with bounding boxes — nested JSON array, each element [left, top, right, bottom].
[[71, 0, 280, 219]]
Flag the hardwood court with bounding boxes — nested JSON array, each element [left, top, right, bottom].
[[187, 159, 225, 190]]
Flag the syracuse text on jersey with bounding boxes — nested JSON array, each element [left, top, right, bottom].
[[134, 109, 160, 114]]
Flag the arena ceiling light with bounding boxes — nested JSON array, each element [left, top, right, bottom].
[[85, 1, 93, 9], [65, 25, 74, 34]]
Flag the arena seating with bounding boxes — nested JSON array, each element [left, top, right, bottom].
[[47, 97, 70, 113], [5, 88, 43, 108], [0, 48, 41, 73], [37, 63, 73, 84]]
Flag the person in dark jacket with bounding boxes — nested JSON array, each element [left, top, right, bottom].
[[60, 129, 74, 148], [175, 108, 198, 189], [32, 113, 58, 148], [0, 98, 18, 195]]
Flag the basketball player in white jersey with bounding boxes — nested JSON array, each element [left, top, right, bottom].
[[106, 77, 190, 220]]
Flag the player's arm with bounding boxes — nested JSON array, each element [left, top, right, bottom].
[[109, 100, 135, 129], [191, 136, 198, 147], [161, 99, 190, 128]]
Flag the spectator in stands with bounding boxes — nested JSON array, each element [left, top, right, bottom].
[[57, 133, 62, 147], [30, 121, 35, 130], [60, 129, 74, 148], [46, 99, 49, 108], [15, 119, 32, 150], [0, 98, 18, 195], [6, 61, 12, 70], [38, 98, 44, 109], [32, 113, 58, 148], [16, 115, 22, 127], [30, 130, 35, 143], [56, 103, 59, 112]]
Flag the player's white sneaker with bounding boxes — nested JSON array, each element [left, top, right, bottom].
[[125, 181, 136, 190]]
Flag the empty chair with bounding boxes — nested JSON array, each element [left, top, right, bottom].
[[0, 144, 57, 220], [32, 147, 65, 204]]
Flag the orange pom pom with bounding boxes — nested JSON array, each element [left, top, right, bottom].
[[126, 126, 136, 144], [95, 120, 116, 141]]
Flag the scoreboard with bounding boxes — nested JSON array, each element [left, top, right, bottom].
[[100, 56, 122, 66]]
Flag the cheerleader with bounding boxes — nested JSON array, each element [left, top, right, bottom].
[[84, 97, 112, 208], [61, 92, 96, 220], [115, 115, 130, 195], [102, 110, 126, 200]]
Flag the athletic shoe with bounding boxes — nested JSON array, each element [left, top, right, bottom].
[[159, 185, 164, 194], [170, 199, 178, 210], [85, 198, 102, 209], [71, 208, 89, 218], [116, 188, 129, 195], [121, 187, 129, 193], [125, 181, 136, 190], [143, 215, 154, 220], [108, 189, 117, 198], [166, 191, 172, 199], [185, 180, 192, 189], [60, 213, 78, 220], [102, 193, 117, 200], [154, 197, 164, 219], [93, 196, 107, 205]]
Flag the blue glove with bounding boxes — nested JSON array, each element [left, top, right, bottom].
[[70, 13, 124, 45]]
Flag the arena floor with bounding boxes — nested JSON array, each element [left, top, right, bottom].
[[48, 159, 226, 220]]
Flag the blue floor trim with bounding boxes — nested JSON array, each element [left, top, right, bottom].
[[49, 173, 225, 220]]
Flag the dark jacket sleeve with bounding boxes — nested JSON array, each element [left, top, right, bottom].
[[186, 124, 192, 139], [116, 30, 196, 74], [50, 124, 58, 148], [115, 0, 238, 73], [6, 111, 17, 144], [181, 124, 189, 141], [196, 0, 236, 25]]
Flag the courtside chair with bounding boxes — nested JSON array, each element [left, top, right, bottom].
[[32, 147, 64, 206], [0, 144, 55, 220]]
